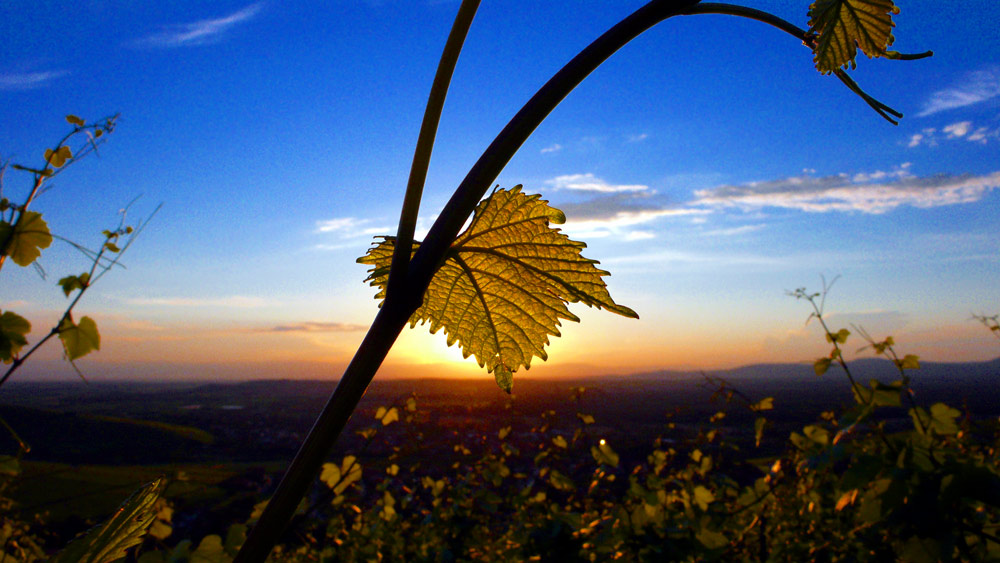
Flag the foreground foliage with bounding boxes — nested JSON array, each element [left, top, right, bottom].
[[109, 293, 995, 562]]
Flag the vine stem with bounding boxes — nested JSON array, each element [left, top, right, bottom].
[[386, 0, 481, 305], [235, 1, 703, 560]]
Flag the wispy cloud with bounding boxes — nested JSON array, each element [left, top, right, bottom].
[[547, 173, 648, 193], [125, 295, 270, 308], [135, 3, 264, 48], [699, 224, 765, 237], [264, 321, 367, 333], [917, 66, 1000, 117], [540, 143, 562, 154], [558, 192, 708, 240], [907, 121, 997, 147], [627, 133, 649, 143], [691, 170, 1000, 214], [0, 70, 68, 91]]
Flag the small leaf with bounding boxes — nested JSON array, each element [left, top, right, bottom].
[[52, 478, 166, 563], [896, 354, 919, 370], [359, 186, 637, 393], [814, 357, 832, 376], [591, 441, 619, 467], [577, 413, 595, 425], [58, 273, 91, 297], [66, 115, 85, 127], [44, 145, 73, 168], [498, 426, 511, 440], [835, 489, 859, 511], [753, 417, 767, 447], [58, 315, 101, 360], [0, 310, 31, 363], [551, 435, 568, 449], [1, 212, 53, 266], [750, 397, 774, 412], [380, 406, 399, 426], [808, 0, 899, 73], [548, 469, 575, 492], [825, 328, 850, 344], [104, 242, 121, 253], [692, 485, 715, 510]]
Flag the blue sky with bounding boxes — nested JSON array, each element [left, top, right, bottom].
[[2, 1, 999, 381]]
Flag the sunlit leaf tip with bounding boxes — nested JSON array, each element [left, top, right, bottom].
[[808, 0, 899, 74], [359, 185, 637, 393]]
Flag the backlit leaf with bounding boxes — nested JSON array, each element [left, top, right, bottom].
[[814, 357, 832, 376], [591, 441, 619, 467], [808, 0, 899, 73], [896, 354, 919, 370], [750, 397, 774, 412], [58, 273, 91, 297], [0, 310, 31, 363], [1, 212, 53, 267], [58, 315, 101, 360], [551, 435, 568, 449], [359, 186, 637, 392], [44, 145, 73, 168], [53, 478, 165, 563]]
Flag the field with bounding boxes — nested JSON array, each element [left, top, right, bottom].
[[1, 357, 999, 557]]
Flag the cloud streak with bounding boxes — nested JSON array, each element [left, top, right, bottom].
[[125, 295, 270, 308], [917, 66, 1000, 117], [265, 321, 367, 333], [547, 173, 648, 193], [0, 70, 68, 91], [135, 3, 264, 47], [691, 170, 1000, 214]]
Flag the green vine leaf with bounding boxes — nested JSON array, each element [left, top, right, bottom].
[[0, 212, 53, 267], [358, 186, 637, 392], [44, 145, 73, 168], [808, 0, 899, 73], [58, 315, 101, 360], [58, 273, 91, 297], [53, 478, 165, 563], [0, 310, 32, 363]]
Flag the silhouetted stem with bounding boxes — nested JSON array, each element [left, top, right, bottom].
[[386, 0, 481, 305], [236, 1, 702, 560]]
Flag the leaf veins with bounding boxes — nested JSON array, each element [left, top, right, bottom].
[[808, 0, 898, 74], [358, 186, 637, 392]]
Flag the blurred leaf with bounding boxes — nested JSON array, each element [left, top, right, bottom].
[[548, 469, 575, 492], [693, 486, 715, 510], [190, 535, 227, 563], [498, 426, 511, 440], [591, 441, 619, 467], [66, 114, 85, 127], [896, 354, 920, 370], [0, 310, 31, 363], [1, 212, 53, 267], [808, 0, 899, 73], [814, 357, 832, 376], [44, 146, 72, 168], [825, 328, 850, 344], [753, 417, 767, 447], [58, 273, 91, 297], [53, 478, 165, 563], [58, 315, 101, 360], [375, 406, 399, 426], [358, 186, 637, 393], [552, 435, 568, 449], [577, 413, 595, 425], [750, 397, 774, 412]]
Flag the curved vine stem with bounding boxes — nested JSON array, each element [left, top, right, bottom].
[[685, 3, 931, 125], [386, 0, 481, 306], [237, 0, 928, 559]]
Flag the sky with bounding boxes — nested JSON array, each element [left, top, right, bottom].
[[1, 1, 998, 384]]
